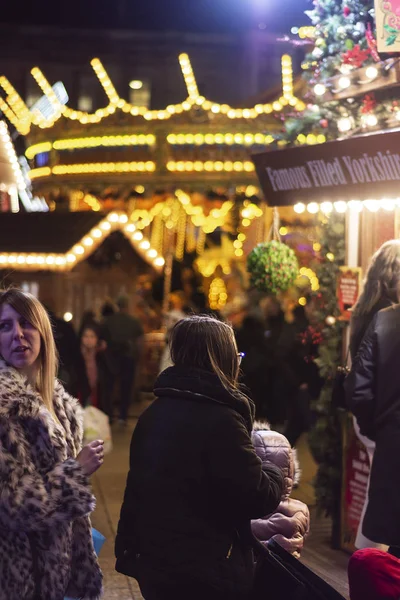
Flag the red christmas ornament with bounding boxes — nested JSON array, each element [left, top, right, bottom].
[[343, 5, 351, 16], [342, 44, 371, 68], [361, 94, 377, 114]]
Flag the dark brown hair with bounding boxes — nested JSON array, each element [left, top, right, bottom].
[[169, 314, 240, 390]]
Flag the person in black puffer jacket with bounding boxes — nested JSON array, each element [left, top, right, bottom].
[[115, 314, 284, 600]]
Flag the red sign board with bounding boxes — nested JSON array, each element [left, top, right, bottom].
[[341, 416, 370, 552], [337, 267, 362, 321]]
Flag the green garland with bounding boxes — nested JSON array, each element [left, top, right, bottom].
[[247, 240, 299, 295], [308, 212, 346, 521]]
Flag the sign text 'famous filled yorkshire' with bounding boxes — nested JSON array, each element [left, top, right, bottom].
[[252, 130, 400, 206]]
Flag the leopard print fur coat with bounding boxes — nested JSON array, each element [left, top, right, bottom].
[[0, 361, 103, 600]]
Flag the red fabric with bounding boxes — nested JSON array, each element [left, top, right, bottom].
[[349, 549, 400, 600]]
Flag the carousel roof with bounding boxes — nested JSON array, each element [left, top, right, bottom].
[[1, 53, 304, 136]]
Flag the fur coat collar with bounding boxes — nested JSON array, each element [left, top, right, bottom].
[[0, 361, 102, 600]]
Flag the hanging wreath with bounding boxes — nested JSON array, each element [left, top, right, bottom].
[[247, 240, 299, 295]]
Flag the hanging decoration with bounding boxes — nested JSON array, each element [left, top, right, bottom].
[[247, 240, 299, 294]]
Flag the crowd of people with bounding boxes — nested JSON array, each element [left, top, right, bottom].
[[3, 239, 400, 598]]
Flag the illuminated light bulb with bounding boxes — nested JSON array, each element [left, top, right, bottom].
[[83, 237, 94, 246], [119, 214, 128, 224], [140, 240, 151, 250], [326, 253, 335, 262], [46, 256, 55, 265], [133, 232, 143, 241], [63, 312, 73, 322], [298, 297, 307, 307], [314, 83, 326, 96], [365, 114, 378, 127], [279, 226, 288, 236], [26, 255, 35, 265], [108, 212, 119, 222], [17, 256, 26, 265], [211, 104, 221, 113], [147, 249, 158, 258], [334, 201, 347, 213], [242, 218, 251, 227], [307, 202, 319, 214], [338, 117, 352, 133], [234, 249, 244, 257], [154, 257, 165, 267], [36, 256, 45, 265], [366, 66, 378, 80], [125, 224, 136, 233], [92, 228, 102, 238], [364, 199, 380, 212], [313, 243, 321, 252], [338, 76, 351, 89], [294, 203, 305, 214], [74, 245, 84, 255], [381, 198, 395, 211], [348, 200, 363, 212], [56, 257, 66, 266], [67, 254, 76, 263], [320, 201, 333, 214]]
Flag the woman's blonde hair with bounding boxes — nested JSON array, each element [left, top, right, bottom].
[[169, 314, 240, 391], [0, 288, 58, 416], [353, 240, 400, 318]]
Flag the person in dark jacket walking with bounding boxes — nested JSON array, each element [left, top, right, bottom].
[[348, 239, 400, 551], [346, 304, 400, 556], [115, 315, 284, 600]]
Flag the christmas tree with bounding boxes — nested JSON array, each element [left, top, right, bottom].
[[281, 0, 400, 144]]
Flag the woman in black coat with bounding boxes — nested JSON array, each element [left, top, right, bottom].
[[348, 239, 400, 551], [115, 315, 283, 600], [346, 304, 400, 555]]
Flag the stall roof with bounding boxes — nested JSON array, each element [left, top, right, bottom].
[[0, 212, 104, 253], [0, 211, 164, 272]]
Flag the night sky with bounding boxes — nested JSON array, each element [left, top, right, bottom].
[[2, 0, 311, 34]]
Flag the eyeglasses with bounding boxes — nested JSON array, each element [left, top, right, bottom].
[[237, 352, 245, 365]]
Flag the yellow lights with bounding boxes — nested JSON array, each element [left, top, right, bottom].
[[299, 267, 319, 292], [294, 203, 306, 214], [179, 53, 199, 100], [338, 116, 352, 133], [83, 194, 101, 212], [334, 201, 347, 214], [0, 53, 302, 134], [30, 162, 156, 179], [1, 212, 163, 273], [298, 297, 307, 306], [209, 277, 228, 311], [167, 161, 254, 173], [320, 201, 333, 214], [25, 134, 156, 160], [166, 133, 274, 146], [313, 242, 321, 252], [25, 142, 52, 160], [129, 80, 143, 90], [281, 55, 293, 100], [365, 66, 379, 80], [279, 226, 288, 236], [338, 76, 351, 90], [29, 167, 52, 180], [52, 134, 155, 151], [326, 253, 335, 262], [63, 312, 73, 322], [307, 202, 319, 214], [314, 83, 326, 96]]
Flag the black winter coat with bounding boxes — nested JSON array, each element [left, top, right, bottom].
[[345, 305, 400, 546], [115, 366, 284, 595]]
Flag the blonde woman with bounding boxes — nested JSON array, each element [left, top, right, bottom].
[[116, 315, 283, 600], [0, 288, 104, 600], [349, 240, 400, 552]]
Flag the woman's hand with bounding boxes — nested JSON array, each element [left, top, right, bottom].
[[76, 440, 104, 476]]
